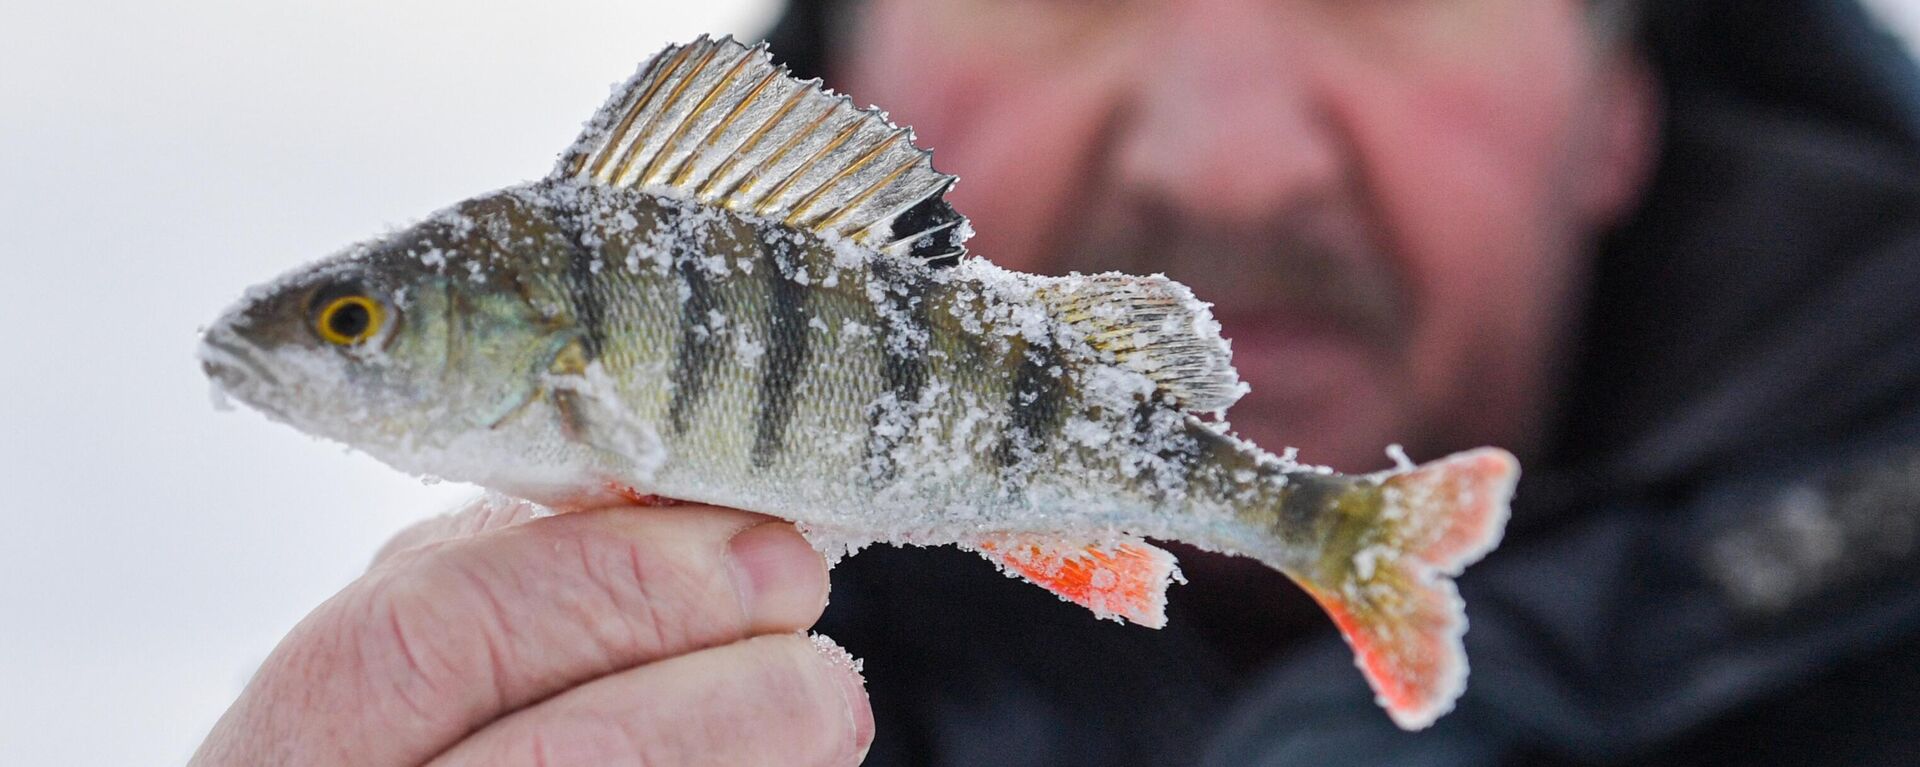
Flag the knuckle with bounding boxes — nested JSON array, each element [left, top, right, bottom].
[[558, 517, 745, 657], [364, 585, 452, 718], [383, 513, 745, 694], [613, 537, 713, 653], [348, 556, 513, 717]]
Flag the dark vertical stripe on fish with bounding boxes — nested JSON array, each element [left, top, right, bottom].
[[546, 201, 608, 359], [562, 228, 608, 359], [1278, 472, 1346, 539], [667, 239, 719, 435], [863, 257, 931, 483], [752, 226, 811, 467], [993, 338, 1069, 470], [891, 191, 965, 267], [1129, 400, 1211, 496]]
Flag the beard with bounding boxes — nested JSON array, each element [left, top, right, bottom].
[[1048, 188, 1408, 348]]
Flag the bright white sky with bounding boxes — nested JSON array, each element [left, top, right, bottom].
[[1868, 0, 1920, 58], [0, 1, 774, 764], [2, 1, 1918, 765]]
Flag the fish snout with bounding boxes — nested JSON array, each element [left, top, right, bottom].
[[198, 322, 279, 391]]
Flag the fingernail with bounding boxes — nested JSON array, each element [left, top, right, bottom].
[[810, 634, 875, 765], [727, 522, 829, 629]]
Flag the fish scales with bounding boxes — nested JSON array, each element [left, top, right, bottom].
[[201, 35, 1518, 731], [510, 181, 1324, 569]]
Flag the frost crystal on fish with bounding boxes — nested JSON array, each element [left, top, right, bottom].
[[198, 34, 1519, 734], [807, 632, 866, 677]]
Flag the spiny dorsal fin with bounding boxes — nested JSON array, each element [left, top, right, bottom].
[[555, 35, 969, 265], [1038, 274, 1246, 413]]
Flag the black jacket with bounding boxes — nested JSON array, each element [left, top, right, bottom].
[[780, 1, 1920, 763]]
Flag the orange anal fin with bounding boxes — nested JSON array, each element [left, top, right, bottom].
[[973, 535, 1183, 628]]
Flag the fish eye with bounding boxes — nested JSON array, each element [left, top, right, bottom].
[[314, 294, 385, 346]]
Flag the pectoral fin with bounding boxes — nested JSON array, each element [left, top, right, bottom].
[[972, 534, 1183, 628]]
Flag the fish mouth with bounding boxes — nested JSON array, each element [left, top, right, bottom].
[[198, 328, 281, 390]]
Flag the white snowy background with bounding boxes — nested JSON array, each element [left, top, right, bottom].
[[0, 1, 774, 764], [0, 1, 1915, 765]]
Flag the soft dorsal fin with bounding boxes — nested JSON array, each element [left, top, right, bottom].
[[1038, 273, 1246, 413], [555, 35, 969, 265]]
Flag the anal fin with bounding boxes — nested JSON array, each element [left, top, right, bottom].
[[973, 534, 1183, 628]]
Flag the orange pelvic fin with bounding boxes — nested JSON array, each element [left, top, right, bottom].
[[605, 482, 686, 507], [973, 534, 1184, 628]]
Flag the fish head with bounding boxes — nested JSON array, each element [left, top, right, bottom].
[[201, 188, 583, 478]]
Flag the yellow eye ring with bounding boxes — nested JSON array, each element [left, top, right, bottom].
[[315, 295, 384, 346]]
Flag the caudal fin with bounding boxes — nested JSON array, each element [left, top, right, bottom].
[[1299, 448, 1518, 730]]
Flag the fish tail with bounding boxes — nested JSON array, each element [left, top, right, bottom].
[[1294, 448, 1518, 730]]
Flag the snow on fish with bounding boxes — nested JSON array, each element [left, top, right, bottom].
[[198, 36, 1518, 730]]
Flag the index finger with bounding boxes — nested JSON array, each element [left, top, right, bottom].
[[195, 505, 830, 767]]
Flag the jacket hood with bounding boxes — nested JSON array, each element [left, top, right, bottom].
[[1544, 0, 1920, 525]]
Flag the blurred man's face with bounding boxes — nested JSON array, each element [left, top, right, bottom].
[[839, 0, 1654, 470]]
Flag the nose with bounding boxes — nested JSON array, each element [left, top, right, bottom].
[[1109, 0, 1344, 223]]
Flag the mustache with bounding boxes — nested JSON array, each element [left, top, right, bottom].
[[1050, 195, 1409, 347]]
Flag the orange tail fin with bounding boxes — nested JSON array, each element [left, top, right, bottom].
[[1300, 447, 1518, 730]]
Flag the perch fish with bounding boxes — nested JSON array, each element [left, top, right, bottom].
[[199, 36, 1518, 730]]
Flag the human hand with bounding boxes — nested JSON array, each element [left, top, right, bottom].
[[190, 495, 872, 766]]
